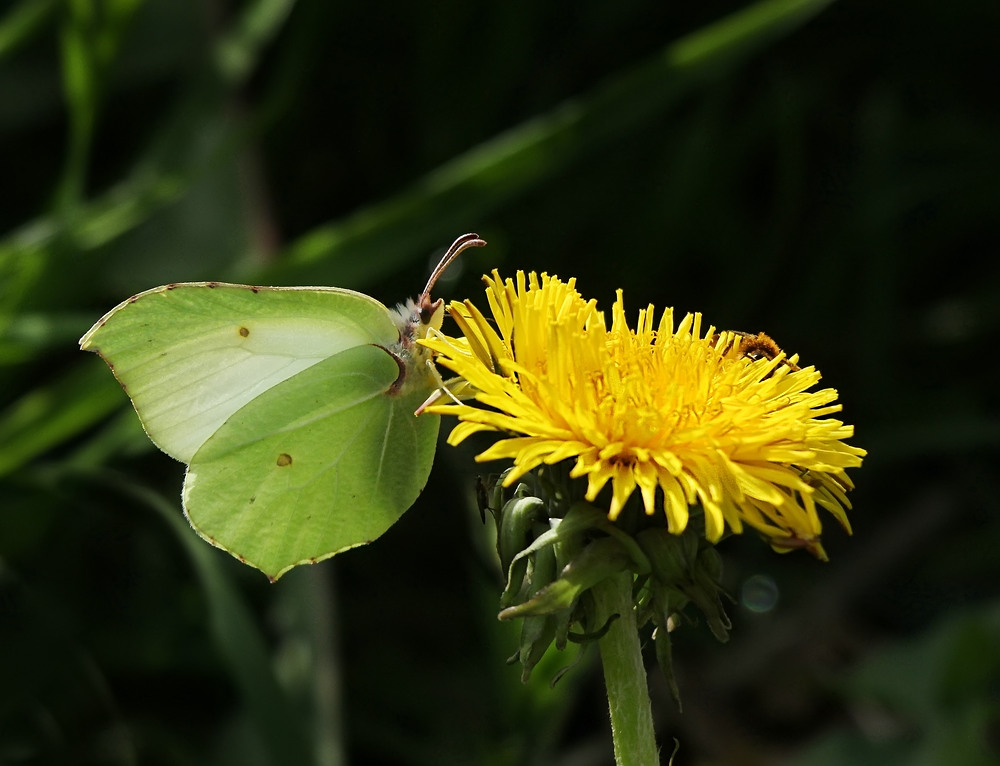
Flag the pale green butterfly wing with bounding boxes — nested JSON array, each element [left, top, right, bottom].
[[184, 344, 438, 579], [80, 282, 440, 580]]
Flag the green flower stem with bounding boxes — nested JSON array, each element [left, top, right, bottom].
[[592, 572, 660, 766]]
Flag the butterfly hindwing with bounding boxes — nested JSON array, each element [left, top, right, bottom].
[[183, 344, 439, 579]]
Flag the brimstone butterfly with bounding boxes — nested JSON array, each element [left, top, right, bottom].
[[80, 233, 486, 580]]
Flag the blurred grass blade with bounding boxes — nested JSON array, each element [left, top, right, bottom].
[[57, 0, 100, 210], [0, 311, 98, 365], [0, 0, 296, 301], [109, 477, 317, 766], [258, 0, 836, 287], [56, 0, 144, 211], [215, 0, 297, 84], [669, 0, 834, 69], [0, 0, 832, 292], [0, 235, 47, 336], [0, 361, 123, 477], [273, 569, 346, 766], [0, 0, 57, 60]]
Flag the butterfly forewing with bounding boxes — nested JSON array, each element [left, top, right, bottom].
[[80, 283, 400, 462]]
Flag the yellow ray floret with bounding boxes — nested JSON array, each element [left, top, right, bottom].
[[420, 271, 865, 556]]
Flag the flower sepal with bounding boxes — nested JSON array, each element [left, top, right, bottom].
[[631, 527, 733, 706], [487, 465, 736, 690], [635, 528, 732, 644], [486, 470, 654, 680], [499, 536, 634, 621]]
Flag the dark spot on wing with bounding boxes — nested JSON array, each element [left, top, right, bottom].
[[207, 282, 219, 288], [250, 286, 260, 293], [249, 495, 256, 504], [166, 283, 179, 290], [238, 326, 250, 337], [276, 453, 293, 467]]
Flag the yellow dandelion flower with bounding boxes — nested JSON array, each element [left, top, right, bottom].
[[421, 271, 866, 558]]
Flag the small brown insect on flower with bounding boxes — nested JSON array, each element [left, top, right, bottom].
[[716, 330, 800, 371]]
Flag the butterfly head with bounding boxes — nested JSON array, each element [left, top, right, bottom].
[[386, 234, 487, 395], [390, 296, 442, 343], [390, 233, 486, 338]]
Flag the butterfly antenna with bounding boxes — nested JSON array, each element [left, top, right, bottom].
[[421, 233, 487, 300]]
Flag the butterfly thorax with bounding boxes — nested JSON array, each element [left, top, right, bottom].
[[386, 297, 444, 395]]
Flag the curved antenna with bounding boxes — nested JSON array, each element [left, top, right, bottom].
[[421, 233, 487, 300]]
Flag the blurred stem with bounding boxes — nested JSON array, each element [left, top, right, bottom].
[[99, 472, 317, 766], [56, 8, 97, 214], [593, 573, 659, 766], [302, 569, 345, 766]]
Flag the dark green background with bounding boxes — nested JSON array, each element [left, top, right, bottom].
[[2, 1, 998, 764]]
